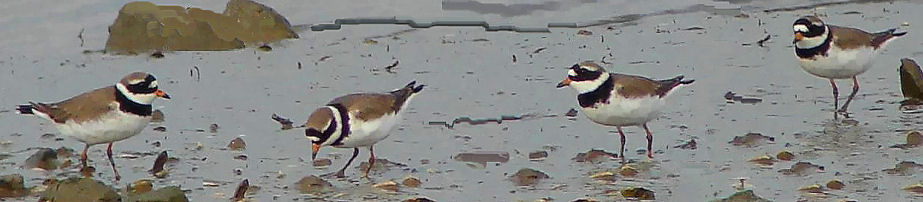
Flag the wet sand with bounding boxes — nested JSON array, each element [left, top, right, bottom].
[[1, 0, 923, 201]]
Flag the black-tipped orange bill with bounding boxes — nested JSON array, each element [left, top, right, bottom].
[[155, 90, 171, 99], [311, 143, 320, 160], [793, 33, 804, 43], [557, 77, 572, 88]]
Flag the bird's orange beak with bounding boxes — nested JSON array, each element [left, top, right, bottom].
[[793, 33, 804, 43], [155, 90, 171, 100], [556, 77, 572, 88], [311, 143, 320, 160]]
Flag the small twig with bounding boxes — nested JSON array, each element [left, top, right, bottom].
[[77, 28, 85, 47], [190, 66, 201, 82], [757, 35, 771, 47]]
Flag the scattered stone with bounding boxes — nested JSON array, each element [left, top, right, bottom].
[[573, 149, 618, 162], [153, 126, 167, 132], [271, 113, 295, 130], [150, 151, 169, 178], [724, 91, 762, 104], [748, 155, 776, 166], [402, 176, 421, 188], [257, 44, 272, 52], [373, 180, 399, 192], [529, 151, 548, 161], [151, 110, 164, 122], [904, 183, 923, 195], [510, 168, 549, 186], [883, 161, 923, 175], [776, 150, 795, 161], [363, 39, 379, 45], [40, 178, 120, 202], [312, 158, 332, 168], [131, 179, 153, 194], [123, 186, 189, 202], [909, 131, 923, 146], [674, 139, 697, 150], [24, 148, 57, 170], [404, 197, 436, 202], [900, 58, 923, 100], [209, 124, 219, 133], [565, 108, 579, 117], [713, 190, 771, 202], [589, 171, 615, 181], [41, 133, 56, 140], [231, 179, 248, 201], [572, 198, 599, 202], [234, 154, 248, 161], [577, 30, 593, 36], [618, 164, 639, 177], [798, 184, 825, 193], [105, 0, 297, 54], [0, 174, 29, 198], [620, 187, 655, 200], [729, 133, 775, 147], [826, 179, 844, 190], [294, 175, 331, 193], [779, 162, 824, 176], [228, 137, 246, 151]]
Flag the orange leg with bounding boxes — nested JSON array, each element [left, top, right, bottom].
[[80, 144, 89, 168], [642, 124, 654, 159], [107, 143, 121, 181], [324, 148, 358, 178], [829, 79, 839, 119], [363, 145, 375, 178], [838, 76, 859, 117]]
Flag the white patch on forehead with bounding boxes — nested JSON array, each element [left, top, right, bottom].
[[568, 69, 577, 76], [116, 83, 157, 105], [149, 80, 158, 88], [127, 79, 144, 85], [793, 25, 808, 32], [581, 65, 598, 71]]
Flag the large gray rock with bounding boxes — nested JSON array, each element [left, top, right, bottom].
[[0, 174, 28, 198], [123, 186, 189, 202]]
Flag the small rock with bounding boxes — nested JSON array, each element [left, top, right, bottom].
[[618, 165, 639, 177], [40, 178, 120, 202], [373, 180, 399, 192], [907, 131, 922, 146], [528, 151, 548, 161], [776, 150, 794, 161], [257, 44, 272, 52], [779, 162, 824, 176], [0, 174, 28, 198], [674, 139, 697, 150], [131, 179, 153, 194], [729, 133, 774, 147], [748, 155, 776, 166], [714, 190, 771, 202], [123, 186, 189, 202], [151, 110, 164, 122], [403, 197, 436, 202], [228, 137, 246, 151], [359, 158, 407, 173], [153, 126, 166, 132], [571, 198, 599, 202], [150, 151, 168, 177], [573, 149, 618, 162], [402, 176, 421, 188], [620, 187, 655, 200], [589, 171, 615, 181], [799, 184, 825, 193], [234, 154, 248, 161], [904, 183, 923, 195], [363, 39, 379, 45], [827, 179, 844, 190], [294, 175, 331, 193], [24, 148, 57, 170], [565, 108, 579, 117], [231, 179, 249, 201], [209, 124, 219, 133], [883, 161, 923, 175], [510, 168, 549, 186], [577, 30, 593, 35], [40, 133, 56, 140]]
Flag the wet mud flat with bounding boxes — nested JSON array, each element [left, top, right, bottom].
[[1, 0, 923, 201]]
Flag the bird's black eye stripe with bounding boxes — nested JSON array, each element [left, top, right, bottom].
[[126, 76, 158, 94]]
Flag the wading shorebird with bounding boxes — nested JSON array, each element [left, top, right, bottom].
[[303, 81, 423, 178], [17, 72, 170, 181], [557, 61, 693, 159], [793, 15, 906, 118]]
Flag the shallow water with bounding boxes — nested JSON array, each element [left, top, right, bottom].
[[1, 0, 923, 201]]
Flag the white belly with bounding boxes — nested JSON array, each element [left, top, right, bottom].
[[56, 111, 151, 145], [582, 95, 665, 127], [336, 113, 400, 148], [799, 45, 875, 79]]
